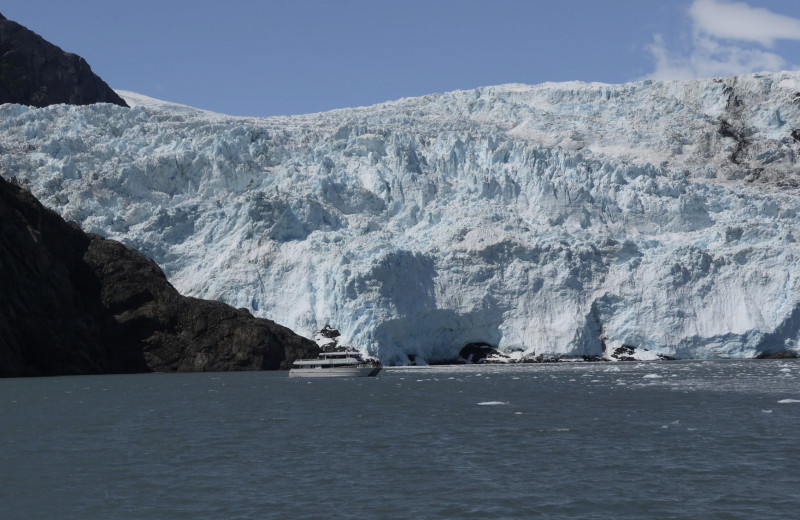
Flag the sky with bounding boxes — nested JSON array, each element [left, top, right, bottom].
[[3, 0, 800, 117]]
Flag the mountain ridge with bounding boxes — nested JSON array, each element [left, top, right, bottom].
[[0, 12, 128, 108]]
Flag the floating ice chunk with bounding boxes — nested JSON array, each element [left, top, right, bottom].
[[643, 374, 662, 379], [777, 399, 800, 403], [477, 401, 508, 406], [762, 409, 773, 413]]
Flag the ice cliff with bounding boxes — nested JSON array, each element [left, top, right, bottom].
[[2, 73, 799, 363]]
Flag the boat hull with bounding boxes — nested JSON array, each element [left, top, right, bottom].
[[288, 366, 381, 378]]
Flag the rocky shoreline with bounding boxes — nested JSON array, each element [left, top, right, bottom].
[[314, 328, 798, 366], [408, 341, 796, 366]]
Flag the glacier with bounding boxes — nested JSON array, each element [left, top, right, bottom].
[[1, 72, 800, 364]]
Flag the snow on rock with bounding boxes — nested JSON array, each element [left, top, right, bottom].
[[313, 324, 342, 350], [116, 90, 223, 117], [2, 73, 800, 364], [606, 345, 671, 362]]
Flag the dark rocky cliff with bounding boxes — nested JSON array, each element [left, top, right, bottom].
[[0, 13, 128, 108], [0, 174, 318, 377]]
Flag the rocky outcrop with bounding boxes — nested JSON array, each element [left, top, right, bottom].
[[607, 345, 676, 362], [0, 174, 318, 377], [0, 13, 127, 108], [754, 351, 799, 360], [457, 342, 501, 364]]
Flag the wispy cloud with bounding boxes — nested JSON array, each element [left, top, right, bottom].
[[646, 0, 800, 80], [689, 0, 800, 47]]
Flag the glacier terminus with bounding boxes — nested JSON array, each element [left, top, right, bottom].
[[2, 73, 799, 364]]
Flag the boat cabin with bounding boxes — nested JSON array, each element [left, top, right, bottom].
[[292, 352, 365, 369]]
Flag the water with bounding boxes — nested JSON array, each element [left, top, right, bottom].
[[1, 360, 799, 519]]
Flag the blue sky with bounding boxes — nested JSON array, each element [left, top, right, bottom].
[[4, 1, 800, 116]]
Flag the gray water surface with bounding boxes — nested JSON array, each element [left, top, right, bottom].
[[2, 360, 799, 519]]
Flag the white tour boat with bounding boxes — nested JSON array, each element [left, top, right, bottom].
[[289, 351, 382, 378]]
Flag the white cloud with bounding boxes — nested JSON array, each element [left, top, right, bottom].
[[690, 0, 800, 47], [646, 0, 800, 80]]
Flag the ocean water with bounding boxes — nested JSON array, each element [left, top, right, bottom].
[[1, 360, 799, 519]]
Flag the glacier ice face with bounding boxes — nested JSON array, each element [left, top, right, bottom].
[[1, 74, 800, 363]]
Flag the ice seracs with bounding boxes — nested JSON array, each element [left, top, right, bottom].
[[1, 72, 800, 364]]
